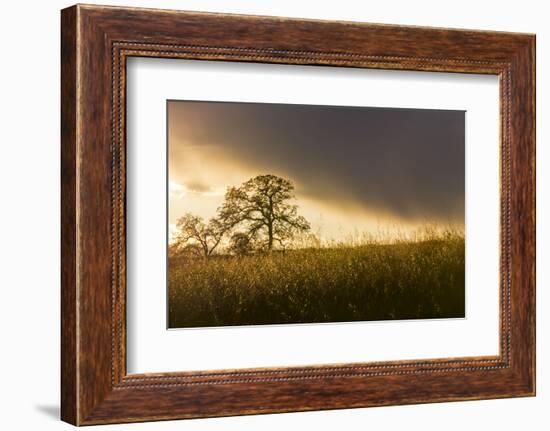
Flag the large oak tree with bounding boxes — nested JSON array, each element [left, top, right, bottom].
[[218, 174, 310, 250]]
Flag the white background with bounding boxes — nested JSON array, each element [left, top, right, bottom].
[[0, 0, 547, 430], [127, 59, 500, 373]]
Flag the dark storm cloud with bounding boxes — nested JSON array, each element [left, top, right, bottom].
[[168, 100, 465, 223]]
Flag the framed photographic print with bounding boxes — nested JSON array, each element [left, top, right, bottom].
[[61, 4, 535, 425]]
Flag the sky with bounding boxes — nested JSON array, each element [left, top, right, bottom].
[[168, 100, 465, 243]]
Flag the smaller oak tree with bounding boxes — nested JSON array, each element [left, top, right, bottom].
[[172, 213, 226, 258], [228, 232, 253, 256]]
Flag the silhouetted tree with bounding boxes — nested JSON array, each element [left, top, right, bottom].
[[173, 213, 226, 257], [218, 174, 310, 250]]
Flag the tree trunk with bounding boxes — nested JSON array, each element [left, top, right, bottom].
[[267, 196, 274, 250], [267, 221, 273, 250]]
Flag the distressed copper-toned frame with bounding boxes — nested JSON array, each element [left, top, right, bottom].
[[61, 4, 535, 426]]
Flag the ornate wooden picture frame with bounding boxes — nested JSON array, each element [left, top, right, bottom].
[[61, 4, 535, 425]]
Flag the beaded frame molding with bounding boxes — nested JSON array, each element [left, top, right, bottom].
[[61, 4, 535, 425]]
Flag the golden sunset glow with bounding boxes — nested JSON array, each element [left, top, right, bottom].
[[168, 100, 465, 244]]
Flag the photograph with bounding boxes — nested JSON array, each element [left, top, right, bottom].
[[167, 100, 466, 328]]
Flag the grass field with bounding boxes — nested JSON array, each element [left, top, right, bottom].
[[168, 231, 465, 328]]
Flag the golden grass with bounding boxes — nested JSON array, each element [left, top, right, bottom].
[[168, 228, 465, 328]]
